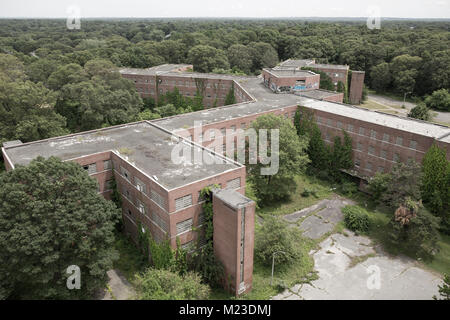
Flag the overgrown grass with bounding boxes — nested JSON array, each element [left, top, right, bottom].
[[361, 100, 390, 110], [246, 174, 333, 217], [113, 232, 147, 283], [424, 234, 450, 275], [367, 89, 417, 104]]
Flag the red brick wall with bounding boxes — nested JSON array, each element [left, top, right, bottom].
[[310, 108, 435, 177], [323, 92, 344, 103], [212, 193, 255, 296], [262, 69, 320, 92], [122, 73, 252, 108], [310, 65, 349, 87], [349, 71, 365, 105]]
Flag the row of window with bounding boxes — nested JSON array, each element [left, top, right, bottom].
[[176, 214, 205, 237], [123, 190, 169, 233], [192, 111, 295, 143], [317, 116, 418, 150], [119, 165, 168, 210], [174, 178, 242, 215], [82, 159, 112, 175]]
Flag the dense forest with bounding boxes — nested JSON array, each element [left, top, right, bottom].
[[0, 18, 449, 154]]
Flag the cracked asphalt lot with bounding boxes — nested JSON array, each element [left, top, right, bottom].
[[273, 198, 443, 300]]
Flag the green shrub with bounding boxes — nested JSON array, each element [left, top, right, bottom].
[[342, 205, 370, 233], [301, 187, 317, 197], [435, 274, 450, 300], [389, 207, 440, 260], [135, 268, 211, 300], [340, 181, 358, 197], [255, 216, 300, 266]]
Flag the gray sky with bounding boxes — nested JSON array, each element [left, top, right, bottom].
[[0, 0, 449, 18]]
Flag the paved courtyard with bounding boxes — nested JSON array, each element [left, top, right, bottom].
[[273, 197, 443, 300]]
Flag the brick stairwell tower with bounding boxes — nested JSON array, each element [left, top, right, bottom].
[[349, 71, 365, 105], [212, 188, 255, 296]]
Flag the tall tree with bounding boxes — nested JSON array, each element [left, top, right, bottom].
[[247, 114, 309, 204], [382, 160, 423, 209], [0, 157, 119, 299], [227, 44, 252, 74], [187, 45, 229, 73], [421, 144, 450, 216]]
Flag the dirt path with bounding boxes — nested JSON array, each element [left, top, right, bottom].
[[96, 269, 136, 300]]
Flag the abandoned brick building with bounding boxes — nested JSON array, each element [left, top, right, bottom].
[[3, 61, 450, 296]]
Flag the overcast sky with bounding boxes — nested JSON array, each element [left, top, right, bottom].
[[0, 0, 449, 18]]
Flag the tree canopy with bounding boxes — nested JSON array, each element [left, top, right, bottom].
[[0, 156, 120, 299]]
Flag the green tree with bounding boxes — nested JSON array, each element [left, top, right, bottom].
[[421, 144, 450, 216], [248, 42, 278, 72], [255, 216, 300, 266], [0, 53, 26, 82], [135, 268, 210, 300], [295, 107, 329, 174], [227, 44, 252, 74], [390, 55, 422, 95], [154, 104, 178, 118], [302, 67, 334, 91], [138, 109, 161, 121], [0, 75, 69, 144], [408, 102, 431, 121], [425, 89, 450, 112], [435, 274, 450, 300], [370, 62, 391, 92], [383, 160, 423, 209], [247, 114, 309, 204], [0, 156, 119, 299], [389, 207, 440, 260], [368, 172, 391, 204], [47, 63, 88, 91], [187, 45, 229, 73], [26, 58, 60, 84]]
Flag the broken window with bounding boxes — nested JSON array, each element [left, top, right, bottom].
[[135, 177, 147, 194], [120, 166, 130, 181], [83, 163, 97, 174]]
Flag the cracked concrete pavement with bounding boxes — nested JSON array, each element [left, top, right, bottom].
[[273, 198, 443, 300], [284, 196, 354, 239]]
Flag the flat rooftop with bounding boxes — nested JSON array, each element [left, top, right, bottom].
[[275, 59, 315, 69], [3, 122, 242, 191], [214, 188, 254, 209], [153, 73, 450, 142], [119, 64, 192, 76], [311, 63, 349, 71], [298, 90, 341, 100], [5, 64, 450, 184], [264, 68, 317, 78], [277, 59, 349, 71]]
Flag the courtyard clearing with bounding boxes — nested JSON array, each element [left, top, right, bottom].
[[272, 198, 444, 300]]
